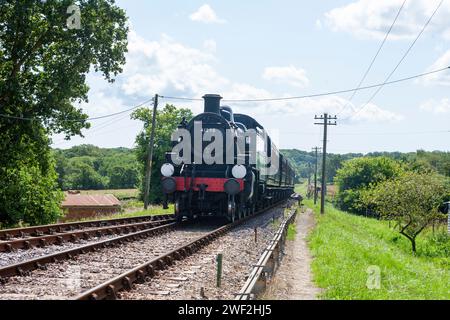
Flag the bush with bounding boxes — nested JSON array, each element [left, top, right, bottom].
[[362, 172, 449, 253], [335, 157, 403, 214], [0, 154, 63, 227]]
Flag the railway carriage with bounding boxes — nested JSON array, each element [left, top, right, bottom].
[[161, 94, 295, 222]]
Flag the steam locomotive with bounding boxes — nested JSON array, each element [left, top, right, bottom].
[[161, 94, 295, 222]]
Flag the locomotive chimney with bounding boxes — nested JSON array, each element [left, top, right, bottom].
[[203, 94, 222, 114]]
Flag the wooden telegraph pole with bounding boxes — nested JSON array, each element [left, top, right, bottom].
[[314, 114, 337, 214], [143, 94, 159, 210], [312, 147, 321, 205]]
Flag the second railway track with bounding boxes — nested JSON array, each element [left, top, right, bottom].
[[0, 216, 175, 253], [0, 223, 222, 300]]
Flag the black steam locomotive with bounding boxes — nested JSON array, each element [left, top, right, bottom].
[[161, 94, 295, 222]]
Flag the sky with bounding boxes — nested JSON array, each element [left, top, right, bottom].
[[51, 0, 450, 154]]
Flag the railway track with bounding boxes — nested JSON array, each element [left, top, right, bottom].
[[0, 214, 172, 241], [0, 216, 175, 253], [0, 224, 221, 300], [0, 200, 292, 300]]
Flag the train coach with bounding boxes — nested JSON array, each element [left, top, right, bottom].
[[161, 94, 295, 222]]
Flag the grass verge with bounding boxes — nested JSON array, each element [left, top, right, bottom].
[[304, 199, 449, 300], [287, 223, 297, 241]]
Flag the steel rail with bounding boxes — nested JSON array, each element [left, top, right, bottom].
[[0, 214, 173, 240], [0, 222, 177, 279], [75, 200, 290, 300], [0, 218, 175, 253], [235, 207, 297, 300]]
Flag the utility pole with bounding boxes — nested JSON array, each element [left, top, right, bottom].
[[307, 162, 312, 197], [144, 94, 159, 210], [312, 147, 321, 205], [314, 114, 337, 214]]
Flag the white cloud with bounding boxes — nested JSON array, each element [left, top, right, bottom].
[[421, 50, 450, 86], [89, 29, 400, 124], [121, 31, 228, 100], [323, 0, 450, 40], [420, 98, 450, 114], [189, 4, 226, 24], [223, 86, 402, 123], [262, 65, 310, 88], [349, 103, 403, 122]]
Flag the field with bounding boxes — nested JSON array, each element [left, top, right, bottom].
[[78, 189, 139, 200], [304, 199, 449, 300]]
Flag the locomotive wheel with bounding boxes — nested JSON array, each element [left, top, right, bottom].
[[227, 201, 236, 223]]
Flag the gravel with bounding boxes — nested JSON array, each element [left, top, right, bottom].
[[120, 203, 293, 300], [0, 235, 118, 268], [0, 224, 220, 300]]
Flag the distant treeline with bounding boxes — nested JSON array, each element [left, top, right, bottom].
[[281, 149, 450, 183], [53, 145, 449, 192], [53, 145, 140, 191]]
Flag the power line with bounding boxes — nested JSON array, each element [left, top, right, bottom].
[[281, 130, 449, 136], [0, 97, 154, 122], [337, 0, 407, 116], [160, 66, 449, 103], [2, 64, 448, 124], [344, 0, 445, 121]]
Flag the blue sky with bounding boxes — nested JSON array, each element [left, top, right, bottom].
[[52, 0, 450, 153]]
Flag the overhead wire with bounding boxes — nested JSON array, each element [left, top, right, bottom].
[[336, 0, 408, 116], [343, 0, 445, 121]]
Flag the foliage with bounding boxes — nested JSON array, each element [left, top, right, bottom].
[[131, 104, 193, 203], [362, 172, 449, 253], [0, 129, 64, 227], [305, 199, 450, 300], [0, 1, 128, 226], [334, 157, 403, 214], [53, 145, 140, 191], [282, 149, 361, 183], [282, 149, 450, 185]]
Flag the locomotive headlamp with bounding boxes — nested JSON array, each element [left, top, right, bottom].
[[224, 179, 240, 195], [231, 165, 246, 179], [161, 163, 175, 177], [162, 177, 177, 194]]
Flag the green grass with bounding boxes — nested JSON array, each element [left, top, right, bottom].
[[304, 199, 450, 300], [63, 204, 174, 223], [295, 182, 308, 197], [287, 223, 297, 241]]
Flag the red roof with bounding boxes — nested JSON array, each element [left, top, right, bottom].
[[62, 194, 121, 207]]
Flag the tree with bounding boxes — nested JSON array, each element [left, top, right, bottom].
[[0, 129, 64, 227], [64, 157, 108, 190], [108, 165, 139, 189], [132, 104, 193, 204], [335, 157, 403, 214], [0, 1, 128, 225], [363, 172, 449, 253]]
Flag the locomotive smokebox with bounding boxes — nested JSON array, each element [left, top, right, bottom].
[[203, 94, 222, 114]]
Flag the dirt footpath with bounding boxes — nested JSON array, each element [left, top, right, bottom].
[[263, 208, 322, 300]]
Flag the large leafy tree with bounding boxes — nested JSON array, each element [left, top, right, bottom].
[[363, 172, 449, 253], [132, 104, 193, 204], [335, 157, 403, 214], [0, 0, 128, 226]]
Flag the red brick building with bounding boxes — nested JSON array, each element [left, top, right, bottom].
[[61, 193, 121, 221]]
